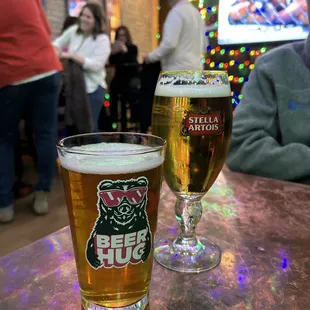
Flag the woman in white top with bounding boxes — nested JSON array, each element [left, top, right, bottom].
[[53, 3, 111, 132]]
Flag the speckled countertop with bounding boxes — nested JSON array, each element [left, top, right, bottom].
[[1, 170, 310, 310]]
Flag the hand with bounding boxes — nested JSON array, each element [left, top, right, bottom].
[[119, 43, 128, 53], [143, 55, 152, 64], [60, 52, 72, 60]]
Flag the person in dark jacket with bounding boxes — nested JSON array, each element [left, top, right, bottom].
[[109, 26, 139, 130]]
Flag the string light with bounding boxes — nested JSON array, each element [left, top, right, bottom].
[[205, 58, 255, 69], [156, 5, 161, 39], [104, 93, 110, 107], [227, 75, 249, 84], [207, 46, 267, 56]]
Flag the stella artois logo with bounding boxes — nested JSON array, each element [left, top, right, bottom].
[[86, 177, 151, 270], [181, 108, 224, 136]]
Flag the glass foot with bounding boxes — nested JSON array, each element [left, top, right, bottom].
[[82, 294, 148, 310], [154, 236, 221, 273]]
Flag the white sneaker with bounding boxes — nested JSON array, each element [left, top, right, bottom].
[[0, 205, 14, 223], [33, 191, 49, 215]]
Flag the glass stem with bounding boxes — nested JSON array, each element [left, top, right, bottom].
[[174, 198, 202, 247]]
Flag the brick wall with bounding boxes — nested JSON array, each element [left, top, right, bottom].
[[121, 0, 159, 62], [45, 0, 67, 39]]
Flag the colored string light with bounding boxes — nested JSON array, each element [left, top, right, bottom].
[[228, 75, 249, 84], [104, 93, 110, 108], [205, 58, 255, 69], [207, 46, 267, 56]]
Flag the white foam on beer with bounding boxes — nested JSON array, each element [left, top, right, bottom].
[[59, 143, 164, 175], [155, 84, 231, 98]]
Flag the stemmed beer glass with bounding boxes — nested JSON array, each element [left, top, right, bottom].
[[152, 70, 232, 273]]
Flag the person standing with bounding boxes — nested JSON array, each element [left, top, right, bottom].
[[53, 3, 111, 134], [0, 0, 62, 222], [144, 0, 207, 70], [109, 26, 139, 129]]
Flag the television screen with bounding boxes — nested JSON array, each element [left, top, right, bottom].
[[68, 0, 86, 17], [218, 0, 309, 44]]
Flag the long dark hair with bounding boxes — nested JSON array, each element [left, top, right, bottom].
[[115, 26, 133, 45], [62, 16, 78, 33], [77, 3, 105, 39]]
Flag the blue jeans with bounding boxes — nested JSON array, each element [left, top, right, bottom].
[[0, 73, 60, 208], [89, 86, 105, 132]]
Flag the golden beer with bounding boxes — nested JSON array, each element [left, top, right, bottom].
[[57, 135, 165, 309], [152, 70, 232, 273], [152, 95, 232, 196]]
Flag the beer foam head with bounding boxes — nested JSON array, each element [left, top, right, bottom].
[[155, 72, 231, 98], [58, 143, 164, 174]]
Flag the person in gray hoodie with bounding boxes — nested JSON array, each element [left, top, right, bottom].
[[226, 1, 310, 185]]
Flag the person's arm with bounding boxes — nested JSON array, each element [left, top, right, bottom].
[[61, 34, 111, 71], [82, 35, 111, 72], [53, 25, 76, 52], [147, 10, 182, 62], [126, 45, 138, 63], [111, 41, 127, 55], [226, 57, 310, 182]]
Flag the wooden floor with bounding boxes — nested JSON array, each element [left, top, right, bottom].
[[0, 160, 69, 258]]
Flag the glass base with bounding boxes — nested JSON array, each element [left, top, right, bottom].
[[154, 236, 221, 273], [82, 294, 148, 310]]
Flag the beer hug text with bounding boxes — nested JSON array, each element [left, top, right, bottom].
[[94, 228, 148, 268]]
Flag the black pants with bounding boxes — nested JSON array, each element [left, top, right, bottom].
[[139, 62, 161, 133], [110, 78, 131, 131]]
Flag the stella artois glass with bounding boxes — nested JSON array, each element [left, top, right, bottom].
[[57, 133, 165, 310], [152, 70, 232, 273]]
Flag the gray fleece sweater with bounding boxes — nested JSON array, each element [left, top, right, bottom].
[[226, 36, 310, 184]]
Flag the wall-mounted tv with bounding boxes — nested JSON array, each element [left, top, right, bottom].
[[68, 0, 87, 17], [218, 0, 309, 45]]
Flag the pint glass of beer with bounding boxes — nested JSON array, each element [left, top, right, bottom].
[[57, 133, 165, 310], [152, 70, 232, 273]]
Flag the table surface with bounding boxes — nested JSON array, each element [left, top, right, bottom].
[[1, 170, 310, 310]]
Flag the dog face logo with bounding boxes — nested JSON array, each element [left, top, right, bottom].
[[86, 177, 152, 270]]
